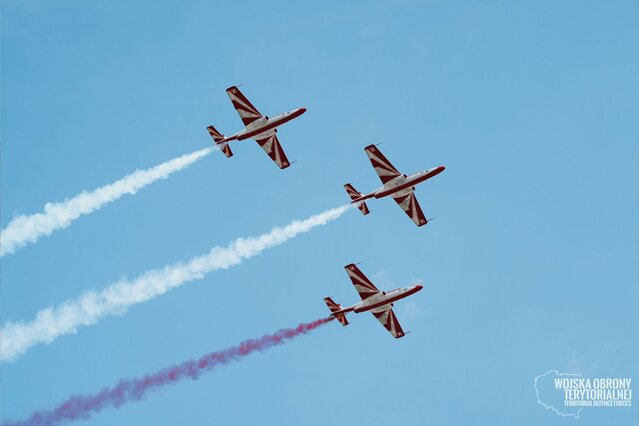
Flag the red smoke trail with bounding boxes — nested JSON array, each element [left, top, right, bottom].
[[4, 317, 333, 426]]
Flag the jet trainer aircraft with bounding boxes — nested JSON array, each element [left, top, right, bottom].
[[206, 86, 306, 169], [344, 145, 445, 226], [323, 264, 423, 338]]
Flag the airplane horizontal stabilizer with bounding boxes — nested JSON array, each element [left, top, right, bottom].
[[219, 142, 233, 158], [206, 125, 225, 143], [334, 313, 349, 326], [206, 126, 233, 158], [357, 202, 370, 215], [323, 297, 349, 326], [343, 183, 362, 201]]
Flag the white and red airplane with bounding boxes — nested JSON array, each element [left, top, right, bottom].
[[344, 145, 445, 226], [206, 86, 306, 169], [324, 264, 423, 338]]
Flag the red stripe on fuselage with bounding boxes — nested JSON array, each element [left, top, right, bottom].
[[374, 166, 445, 199], [237, 109, 305, 140], [354, 286, 422, 313]]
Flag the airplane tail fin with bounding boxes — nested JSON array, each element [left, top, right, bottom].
[[207, 125, 233, 158], [324, 297, 349, 326], [343, 183, 370, 215]]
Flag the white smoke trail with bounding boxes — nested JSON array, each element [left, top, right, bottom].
[[0, 148, 213, 257], [0, 204, 352, 363]]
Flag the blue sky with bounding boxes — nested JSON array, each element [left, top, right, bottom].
[[2, 0, 638, 424]]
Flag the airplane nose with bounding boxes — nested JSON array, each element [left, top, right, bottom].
[[415, 285, 424, 291], [429, 165, 445, 176], [299, 107, 307, 114]]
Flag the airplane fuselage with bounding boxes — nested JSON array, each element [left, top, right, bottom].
[[224, 108, 306, 142], [353, 166, 446, 203], [336, 284, 423, 315]]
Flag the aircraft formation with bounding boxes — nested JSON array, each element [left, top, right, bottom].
[[207, 85, 445, 337]]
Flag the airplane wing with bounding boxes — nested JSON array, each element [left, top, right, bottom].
[[371, 305, 406, 338], [226, 86, 263, 126], [255, 133, 291, 169], [393, 192, 428, 227], [344, 263, 380, 300], [364, 144, 401, 184]]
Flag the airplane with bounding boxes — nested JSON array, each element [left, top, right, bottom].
[[344, 144, 445, 226], [206, 86, 306, 169], [323, 263, 423, 338]]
